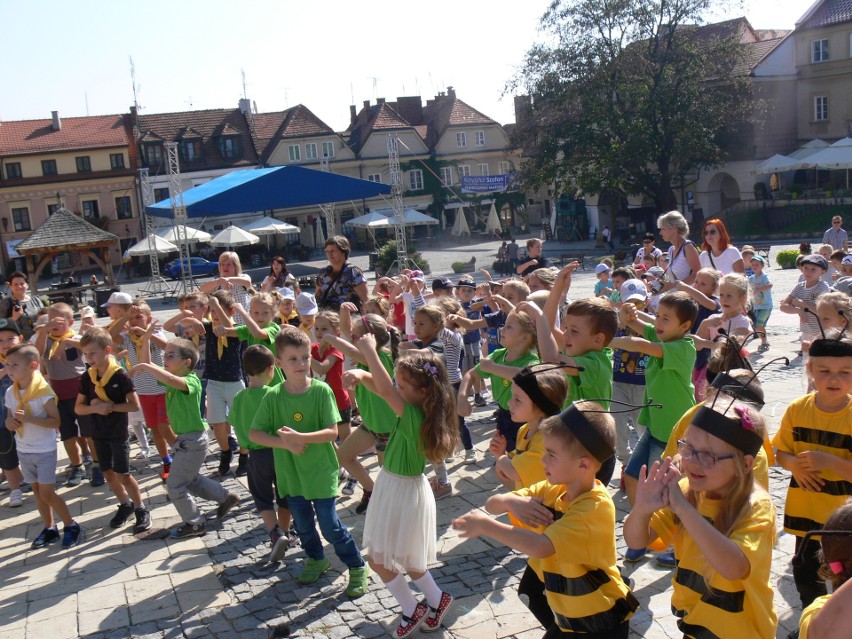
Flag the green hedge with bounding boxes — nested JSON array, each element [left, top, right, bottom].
[[776, 249, 799, 269]]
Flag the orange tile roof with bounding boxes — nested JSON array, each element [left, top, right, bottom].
[[0, 114, 129, 156], [251, 105, 336, 161]]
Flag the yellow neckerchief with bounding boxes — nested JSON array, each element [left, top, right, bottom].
[[108, 317, 124, 333], [278, 309, 298, 324], [128, 330, 146, 353], [48, 329, 77, 359], [209, 317, 229, 359], [88, 357, 123, 403], [13, 370, 55, 435]]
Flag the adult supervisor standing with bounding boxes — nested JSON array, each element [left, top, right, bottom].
[[0, 271, 45, 339], [515, 238, 549, 277], [658, 211, 701, 289], [822, 215, 849, 251], [698, 218, 744, 274], [316, 236, 368, 311]]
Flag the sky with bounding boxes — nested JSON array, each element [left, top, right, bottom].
[[0, 0, 812, 129]]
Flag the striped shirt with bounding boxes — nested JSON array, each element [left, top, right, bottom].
[[822, 226, 848, 251], [122, 330, 167, 396]]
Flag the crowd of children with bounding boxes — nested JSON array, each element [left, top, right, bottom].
[[1, 227, 852, 639]]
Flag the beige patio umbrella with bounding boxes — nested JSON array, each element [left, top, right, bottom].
[[125, 235, 179, 256], [157, 225, 212, 244], [485, 203, 502, 234], [209, 225, 260, 249], [451, 208, 470, 237]]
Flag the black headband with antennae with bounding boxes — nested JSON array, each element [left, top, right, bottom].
[[691, 405, 763, 456], [713, 329, 753, 372], [710, 356, 790, 408], [803, 307, 827, 340], [556, 399, 661, 463], [572, 397, 663, 414], [513, 363, 585, 417], [792, 530, 852, 567]]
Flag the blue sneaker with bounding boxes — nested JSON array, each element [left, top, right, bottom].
[[656, 551, 677, 568], [89, 466, 105, 487], [32, 526, 60, 549], [62, 523, 82, 549], [623, 547, 646, 563]]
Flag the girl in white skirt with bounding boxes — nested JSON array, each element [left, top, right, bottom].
[[344, 335, 459, 638]]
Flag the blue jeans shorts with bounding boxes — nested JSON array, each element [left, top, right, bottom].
[[624, 429, 667, 480]]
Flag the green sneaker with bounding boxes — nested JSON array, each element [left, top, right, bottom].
[[297, 557, 330, 584], [346, 565, 370, 598]]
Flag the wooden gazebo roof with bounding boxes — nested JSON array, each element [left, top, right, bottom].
[[16, 208, 119, 289], [16, 208, 117, 254]]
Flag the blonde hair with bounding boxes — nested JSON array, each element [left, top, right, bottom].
[[218, 251, 243, 274], [252, 290, 282, 309], [360, 313, 402, 361], [508, 309, 537, 352], [817, 291, 852, 321], [502, 279, 531, 299], [695, 267, 722, 289], [48, 303, 74, 322], [529, 267, 557, 289], [363, 296, 390, 320], [415, 304, 445, 327], [79, 328, 113, 350], [719, 273, 749, 313], [395, 353, 460, 463], [316, 310, 341, 331]]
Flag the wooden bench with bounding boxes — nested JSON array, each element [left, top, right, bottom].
[[746, 243, 772, 266], [559, 254, 586, 270]]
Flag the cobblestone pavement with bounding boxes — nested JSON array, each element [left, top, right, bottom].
[[0, 239, 819, 638]]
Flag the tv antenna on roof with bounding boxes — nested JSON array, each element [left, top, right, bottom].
[[129, 56, 142, 110], [241, 69, 248, 100]]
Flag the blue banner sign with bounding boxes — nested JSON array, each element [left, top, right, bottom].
[[461, 174, 516, 193]]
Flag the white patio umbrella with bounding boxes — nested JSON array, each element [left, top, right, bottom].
[[315, 217, 326, 247], [806, 137, 852, 189], [370, 208, 440, 226], [242, 216, 300, 236], [125, 235, 179, 257], [451, 208, 470, 237], [485, 203, 502, 234], [752, 154, 811, 175], [157, 225, 212, 244], [345, 211, 393, 228], [789, 139, 830, 161], [209, 225, 260, 248]]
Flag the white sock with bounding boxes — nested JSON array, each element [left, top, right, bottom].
[[386, 573, 417, 617], [434, 462, 449, 485], [414, 572, 443, 609]]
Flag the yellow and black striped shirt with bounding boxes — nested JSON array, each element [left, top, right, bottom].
[[516, 480, 638, 634], [772, 393, 852, 536], [651, 480, 777, 639]]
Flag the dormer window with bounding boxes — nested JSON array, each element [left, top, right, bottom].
[[181, 139, 203, 162], [143, 143, 164, 167], [218, 136, 241, 160]]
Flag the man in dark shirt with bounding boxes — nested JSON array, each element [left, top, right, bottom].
[[515, 238, 549, 277]]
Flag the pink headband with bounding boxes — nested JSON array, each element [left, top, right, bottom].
[[830, 561, 845, 575], [362, 314, 371, 335]]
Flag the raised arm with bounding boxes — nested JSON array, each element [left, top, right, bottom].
[[675, 281, 717, 310], [233, 303, 268, 340], [356, 333, 403, 417]]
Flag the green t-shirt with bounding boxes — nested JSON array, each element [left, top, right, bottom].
[[161, 372, 206, 435], [382, 402, 427, 477], [355, 349, 396, 435], [235, 323, 285, 386], [640, 323, 696, 442], [229, 385, 273, 451], [251, 379, 341, 500], [564, 349, 613, 409], [476, 348, 540, 409]]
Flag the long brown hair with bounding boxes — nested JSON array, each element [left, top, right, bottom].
[[395, 352, 459, 463]]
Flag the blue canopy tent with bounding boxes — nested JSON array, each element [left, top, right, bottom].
[[146, 165, 391, 218]]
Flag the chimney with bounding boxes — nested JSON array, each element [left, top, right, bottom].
[[349, 105, 357, 126], [395, 96, 423, 125], [238, 98, 252, 114], [447, 86, 456, 99], [376, 97, 385, 105], [363, 100, 371, 109], [51, 111, 61, 131], [514, 96, 532, 126]]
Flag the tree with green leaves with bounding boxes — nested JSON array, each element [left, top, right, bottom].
[[509, 0, 753, 213]]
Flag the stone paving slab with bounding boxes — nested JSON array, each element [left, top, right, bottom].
[[0, 241, 820, 638]]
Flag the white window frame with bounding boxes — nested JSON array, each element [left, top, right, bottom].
[[305, 143, 318, 160], [812, 38, 829, 63], [479, 163, 489, 176], [367, 173, 382, 183], [499, 161, 511, 174], [408, 169, 424, 190], [288, 145, 301, 162], [475, 131, 485, 147], [440, 167, 453, 186], [815, 96, 829, 121], [458, 165, 471, 178], [456, 132, 467, 148], [322, 141, 335, 158]]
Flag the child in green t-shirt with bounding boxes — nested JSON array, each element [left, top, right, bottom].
[[526, 296, 620, 485], [250, 325, 369, 599], [131, 324, 240, 539], [458, 309, 539, 456], [232, 345, 295, 563], [609, 291, 698, 511], [215, 291, 285, 386]]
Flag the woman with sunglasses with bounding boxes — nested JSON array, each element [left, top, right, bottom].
[[698, 219, 744, 275], [633, 233, 662, 267]]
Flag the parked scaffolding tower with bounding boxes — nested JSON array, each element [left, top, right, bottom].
[[386, 134, 416, 273], [138, 168, 172, 297], [165, 142, 196, 294]]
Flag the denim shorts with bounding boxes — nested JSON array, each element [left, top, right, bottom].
[[19, 450, 57, 485], [624, 429, 668, 480]]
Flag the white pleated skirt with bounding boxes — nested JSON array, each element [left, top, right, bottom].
[[362, 468, 436, 573]]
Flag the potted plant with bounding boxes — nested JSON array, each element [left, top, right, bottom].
[[451, 257, 477, 273], [775, 249, 799, 269]]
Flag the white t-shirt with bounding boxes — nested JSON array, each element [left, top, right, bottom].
[[5, 388, 57, 454], [634, 246, 663, 263], [698, 246, 742, 275], [665, 240, 696, 283], [704, 312, 753, 341]]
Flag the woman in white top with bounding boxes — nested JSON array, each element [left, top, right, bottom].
[[633, 232, 663, 266], [658, 211, 700, 290], [697, 218, 744, 275]]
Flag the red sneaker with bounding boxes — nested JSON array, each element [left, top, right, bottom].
[[422, 591, 454, 632], [161, 462, 171, 482], [394, 601, 428, 638]]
